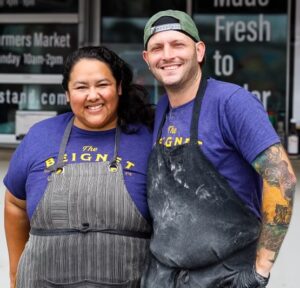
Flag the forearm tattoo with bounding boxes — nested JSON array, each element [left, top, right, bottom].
[[253, 144, 296, 257]]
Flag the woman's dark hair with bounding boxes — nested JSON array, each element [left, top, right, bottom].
[[62, 46, 154, 132]]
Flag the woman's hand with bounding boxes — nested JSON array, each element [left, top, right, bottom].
[[10, 275, 16, 288], [4, 190, 30, 288]]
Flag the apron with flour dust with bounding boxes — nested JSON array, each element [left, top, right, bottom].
[[142, 78, 261, 288]]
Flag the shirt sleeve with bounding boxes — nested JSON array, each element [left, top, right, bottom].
[[222, 88, 280, 163], [3, 136, 30, 200]]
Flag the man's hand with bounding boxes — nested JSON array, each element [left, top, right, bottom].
[[231, 266, 269, 288]]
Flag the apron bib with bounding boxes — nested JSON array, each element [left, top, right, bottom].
[[17, 118, 151, 288], [142, 78, 261, 288]]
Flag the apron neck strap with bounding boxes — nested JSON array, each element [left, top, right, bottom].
[[156, 76, 208, 144], [47, 116, 121, 172], [190, 76, 207, 143], [46, 116, 74, 172], [109, 126, 121, 167], [156, 107, 168, 144]]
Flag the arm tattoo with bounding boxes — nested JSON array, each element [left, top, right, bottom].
[[253, 144, 295, 200], [252, 144, 296, 257]]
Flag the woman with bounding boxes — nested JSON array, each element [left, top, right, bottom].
[[4, 46, 154, 288]]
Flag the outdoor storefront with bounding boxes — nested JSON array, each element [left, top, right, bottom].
[[0, 0, 298, 149]]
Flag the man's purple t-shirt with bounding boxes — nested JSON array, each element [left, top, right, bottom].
[[154, 78, 280, 218], [4, 112, 152, 220]]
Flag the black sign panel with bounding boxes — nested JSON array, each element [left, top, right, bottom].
[[0, 83, 70, 134], [0, 0, 78, 13], [194, 0, 287, 14], [0, 23, 78, 74], [194, 0, 290, 125]]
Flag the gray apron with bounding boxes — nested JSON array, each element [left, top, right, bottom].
[[16, 118, 151, 288], [141, 78, 261, 288]]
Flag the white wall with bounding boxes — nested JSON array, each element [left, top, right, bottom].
[[293, 0, 300, 123]]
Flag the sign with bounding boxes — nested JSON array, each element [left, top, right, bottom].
[[193, 0, 287, 13], [15, 110, 57, 139], [0, 0, 78, 13], [0, 23, 78, 74], [0, 83, 70, 134], [193, 0, 290, 124]]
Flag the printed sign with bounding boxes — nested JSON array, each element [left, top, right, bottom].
[[194, 0, 290, 123], [0, 0, 78, 13], [0, 23, 78, 74], [0, 83, 70, 134]]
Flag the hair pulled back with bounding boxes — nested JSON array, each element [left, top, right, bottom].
[[62, 46, 154, 132]]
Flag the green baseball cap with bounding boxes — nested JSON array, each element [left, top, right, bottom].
[[144, 10, 200, 48]]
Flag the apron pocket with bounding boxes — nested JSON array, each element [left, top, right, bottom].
[[42, 279, 130, 287]]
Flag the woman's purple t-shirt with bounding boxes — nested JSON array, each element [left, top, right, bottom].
[[4, 112, 152, 220]]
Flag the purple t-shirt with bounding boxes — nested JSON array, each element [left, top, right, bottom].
[[4, 112, 152, 220], [154, 78, 280, 218]]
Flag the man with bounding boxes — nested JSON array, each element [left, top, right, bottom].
[[141, 10, 296, 288]]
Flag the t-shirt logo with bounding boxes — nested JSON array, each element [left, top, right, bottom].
[[45, 154, 135, 169], [168, 125, 177, 134]]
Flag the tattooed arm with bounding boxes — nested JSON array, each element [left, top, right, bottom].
[[252, 143, 296, 278]]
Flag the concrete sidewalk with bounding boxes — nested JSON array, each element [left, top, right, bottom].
[[0, 149, 299, 288]]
